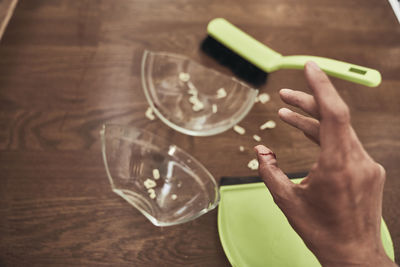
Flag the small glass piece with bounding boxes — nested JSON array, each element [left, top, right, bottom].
[[258, 93, 270, 104], [145, 106, 156, 121], [212, 104, 218, 114], [233, 125, 246, 135], [216, 87, 227, 99], [260, 120, 276, 130], [247, 159, 259, 170], [253, 135, 261, 142], [179, 72, 191, 82], [153, 169, 160, 180]]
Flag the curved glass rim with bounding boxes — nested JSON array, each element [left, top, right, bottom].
[[100, 124, 220, 226], [141, 50, 259, 137]]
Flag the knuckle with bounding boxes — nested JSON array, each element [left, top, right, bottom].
[[357, 160, 386, 184], [327, 103, 350, 124], [371, 163, 386, 182], [331, 103, 350, 124]]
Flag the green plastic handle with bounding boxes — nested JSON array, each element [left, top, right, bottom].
[[277, 55, 382, 87], [207, 18, 382, 87]]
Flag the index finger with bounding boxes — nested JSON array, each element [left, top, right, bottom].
[[304, 61, 352, 150]]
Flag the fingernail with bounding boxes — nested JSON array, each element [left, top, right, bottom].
[[280, 88, 292, 94], [254, 145, 276, 159], [278, 107, 292, 116], [254, 145, 268, 154], [307, 61, 319, 70]]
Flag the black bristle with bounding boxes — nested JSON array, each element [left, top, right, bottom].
[[219, 172, 308, 186], [201, 36, 268, 87]]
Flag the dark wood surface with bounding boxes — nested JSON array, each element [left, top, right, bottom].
[[0, 0, 399, 265]]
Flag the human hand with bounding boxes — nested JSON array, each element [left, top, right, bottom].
[[254, 61, 396, 267]]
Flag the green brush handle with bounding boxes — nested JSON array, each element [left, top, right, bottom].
[[277, 56, 381, 87], [207, 18, 382, 87]]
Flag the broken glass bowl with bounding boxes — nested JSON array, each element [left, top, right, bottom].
[[100, 124, 220, 226], [141, 50, 259, 136]]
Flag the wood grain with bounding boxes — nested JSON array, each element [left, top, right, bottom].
[[0, 0, 399, 265]]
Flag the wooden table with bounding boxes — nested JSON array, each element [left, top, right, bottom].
[[0, 0, 399, 265]]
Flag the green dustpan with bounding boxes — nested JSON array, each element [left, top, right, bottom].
[[218, 178, 395, 267]]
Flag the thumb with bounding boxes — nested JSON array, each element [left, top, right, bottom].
[[254, 145, 295, 206]]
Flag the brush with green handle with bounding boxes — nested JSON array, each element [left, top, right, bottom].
[[207, 18, 381, 87]]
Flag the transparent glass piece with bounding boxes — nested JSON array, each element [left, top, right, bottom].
[[100, 124, 220, 226], [141, 50, 259, 136]]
